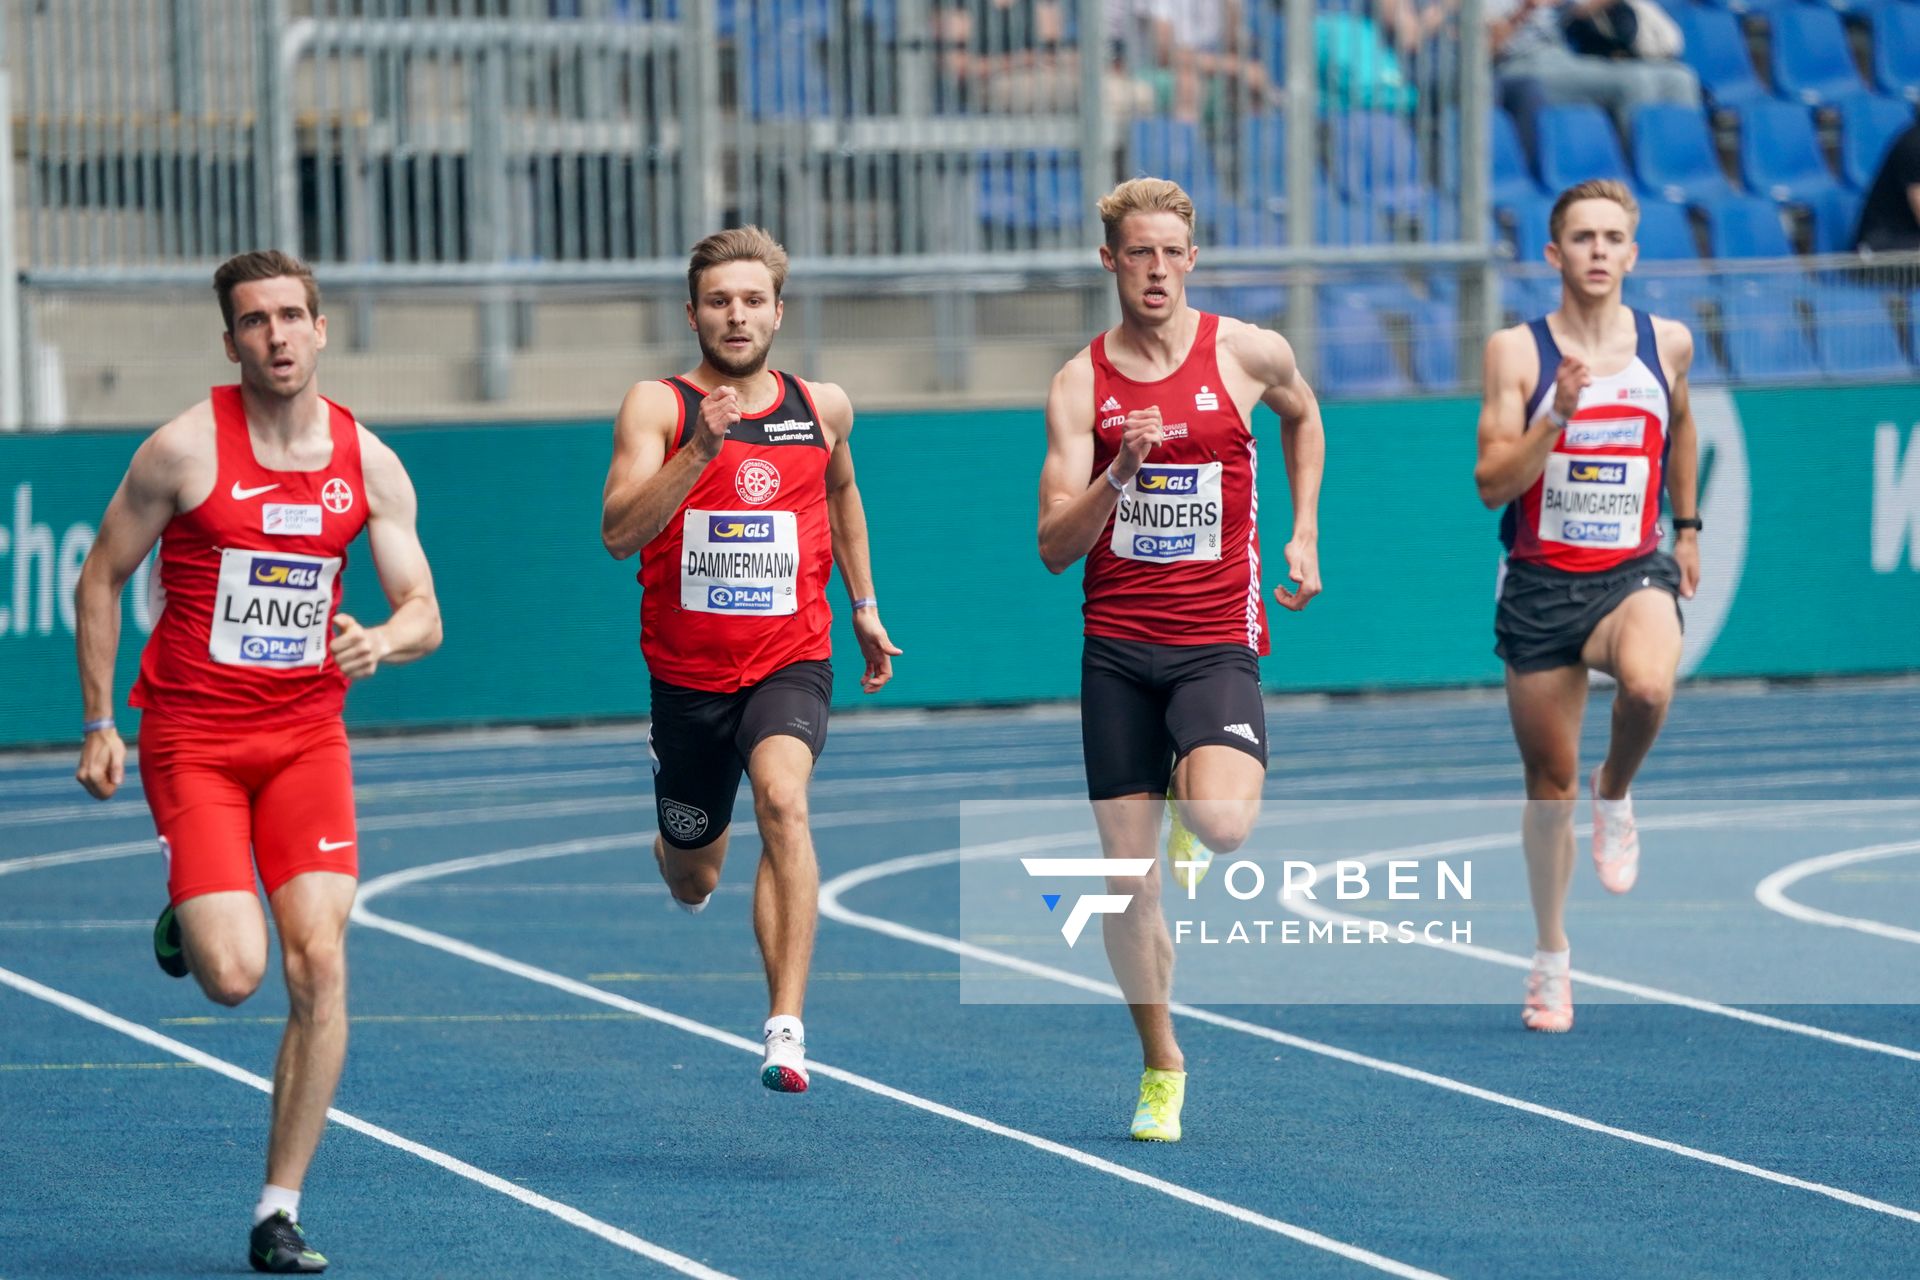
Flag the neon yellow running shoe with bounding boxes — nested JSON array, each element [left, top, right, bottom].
[[1166, 797, 1214, 891], [1130, 1068, 1186, 1142]]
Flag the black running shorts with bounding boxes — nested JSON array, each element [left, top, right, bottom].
[[1494, 551, 1684, 674], [1080, 635, 1268, 801], [648, 659, 833, 848]]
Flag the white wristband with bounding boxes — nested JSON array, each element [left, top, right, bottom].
[[1541, 405, 1570, 432], [1104, 467, 1127, 493], [851, 597, 878, 612]]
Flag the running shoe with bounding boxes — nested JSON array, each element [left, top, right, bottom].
[[1165, 797, 1214, 892], [249, 1211, 327, 1274], [761, 1026, 809, 1093], [153, 904, 188, 979], [1521, 963, 1574, 1033], [1130, 1067, 1186, 1141], [1590, 767, 1640, 894]]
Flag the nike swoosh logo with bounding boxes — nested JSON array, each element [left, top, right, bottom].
[[317, 837, 355, 852], [231, 482, 280, 500]]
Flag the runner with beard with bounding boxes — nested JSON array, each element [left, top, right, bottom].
[[600, 227, 901, 1092]]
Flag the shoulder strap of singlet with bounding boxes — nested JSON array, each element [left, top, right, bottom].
[[1632, 307, 1670, 400], [210, 384, 245, 474], [662, 376, 701, 450], [321, 396, 363, 478], [1523, 317, 1559, 421]]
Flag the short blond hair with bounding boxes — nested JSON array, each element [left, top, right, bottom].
[[1097, 178, 1196, 250], [687, 226, 790, 304], [1549, 180, 1640, 244]]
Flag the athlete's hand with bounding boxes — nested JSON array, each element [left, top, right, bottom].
[[330, 613, 391, 681], [1112, 408, 1164, 483], [1273, 536, 1322, 612], [852, 608, 902, 694], [1673, 530, 1700, 599], [1551, 357, 1590, 421], [692, 386, 740, 463], [75, 726, 126, 801]]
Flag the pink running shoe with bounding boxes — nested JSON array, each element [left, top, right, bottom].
[[1590, 767, 1640, 894], [1522, 964, 1574, 1033]]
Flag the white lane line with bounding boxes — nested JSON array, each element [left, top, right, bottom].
[[1272, 803, 1920, 1065], [0, 964, 736, 1280], [818, 837, 1920, 1225], [1756, 841, 1920, 947], [351, 833, 1450, 1280]]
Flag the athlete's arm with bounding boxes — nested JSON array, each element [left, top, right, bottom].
[[1037, 352, 1160, 574], [332, 428, 443, 681], [1240, 324, 1326, 611], [1474, 326, 1587, 508], [600, 380, 731, 559], [1657, 319, 1701, 599], [816, 380, 902, 694], [72, 415, 202, 800]]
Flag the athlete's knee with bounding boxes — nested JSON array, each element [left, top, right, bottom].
[[1613, 670, 1673, 719], [1521, 762, 1579, 801], [752, 776, 811, 834], [1184, 804, 1256, 854], [281, 936, 347, 1013], [1108, 872, 1160, 909], [197, 956, 266, 1007], [671, 859, 721, 902]]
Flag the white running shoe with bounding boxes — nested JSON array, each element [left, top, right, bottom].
[[761, 1026, 809, 1093], [1522, 963, 1574, 1033], [1590, 767, 1640, 894]]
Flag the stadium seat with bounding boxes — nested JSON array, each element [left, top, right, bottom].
[[1672, 5, 1768, 112], [1187, 284, 1289, 324], [1737, 101, 1840, 203], [735, 0, 831, 117], [1329, 111, 1428, 215], [1771, 7, 1869, 107], [1872, 5, 1920, 104], [1319, 298, 1409, 396], [1534, 105, 1632, 192], [1690, 0, 1792, 16], [1236, 111, 1289, 215], [1129, 118, 1224, 228], [1706, 195, 1797, 257], [1687, 332, 1729, 384], [1501, 272, 1557, 323], [1407, 298, 1460, 390], [1493, 109, 1546, 210], [1719, 284, 1821, 381], [1837, 94, 1916, 189], [977, 150, 1081, 234], [1807, 286, 1910, 376], [1805, 185, 1866, 254], [1632, 104, 1741, 205]]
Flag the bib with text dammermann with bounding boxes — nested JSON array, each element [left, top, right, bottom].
[[1111, 462, 1224, 563], [209, 548, 342, 668], [678, 509, 800, 616]]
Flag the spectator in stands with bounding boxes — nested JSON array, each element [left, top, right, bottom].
[[1854, 120, 1920, 254], [934, 0, 1153, 117], [1486, 0, 1699, 148], [1110, 0, 1278, 124]]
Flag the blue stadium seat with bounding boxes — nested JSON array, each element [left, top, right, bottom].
[[1500, 194, 1557, 263], [1706, 194, 1796, 257], [1316, 191, 1390, 246], [1632, 104, 1741, 205], [1691, 0, 1792, 15], [1837, 94, 1916, 189], [977, 151, 1081, 234], [1493, 109, 1546, 210], [1319, 298, 1409, 396], [1629, 200, 1717, 310], [1688, 332, 1729, 384], [1808, 286, 1909, 376], [1187, 284, 1289, 323], [1672, 6, 1767, 112], [1737, 101, 1840, 203], [1771, 7, 1868, 107], [1805, 185, 1865, 254], [1719, 285, 1821, 381], [1129, 118, 1224, 228], [1535, 105, 1632, 192], [1502, 272, 1557, 322], [1236, 111, 1288, 215], [1330, 111, 1428, 215], [1872, 6, 1920, 104], [1408, 299, 1460, 390], [735, 0, 831, 117]]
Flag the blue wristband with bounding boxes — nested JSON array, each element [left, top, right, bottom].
[[852, 597, 878, 612], [82, 717, 115, 735]]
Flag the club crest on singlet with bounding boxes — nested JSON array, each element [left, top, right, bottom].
[[1111, 462, 1224, 563], [735, 458, 781, 505]]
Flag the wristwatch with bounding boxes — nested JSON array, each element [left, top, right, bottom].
[[1672, 516, 1703, 532]]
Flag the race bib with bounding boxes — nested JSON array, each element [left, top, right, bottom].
[[209, 548, 340, 668], [680, 509, 800, 616], [1111, 462, 1224, 563], [1538, 453, 1649, 550]]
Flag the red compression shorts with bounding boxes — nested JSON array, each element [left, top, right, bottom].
[[138, 714, 358, 905]]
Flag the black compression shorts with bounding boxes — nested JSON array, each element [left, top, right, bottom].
[[1080, 635, 1268, 801]]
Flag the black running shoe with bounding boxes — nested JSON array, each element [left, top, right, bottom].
[[249, 1211, 328, 1274], [152, 904, 188, 979]]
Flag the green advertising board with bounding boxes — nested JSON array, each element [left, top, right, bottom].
[[3, 384, 1918, 748]]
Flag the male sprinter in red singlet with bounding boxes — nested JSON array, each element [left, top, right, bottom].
[[601, 227, 899, 1094], [1475, 180, 1701, 1034], [1038, 178, 1326, 1142], [72, 251, 442, 1273]]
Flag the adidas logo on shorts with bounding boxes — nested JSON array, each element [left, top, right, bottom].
[[1223, 722, 1258, 744], [1099, 396, 1122, 413]]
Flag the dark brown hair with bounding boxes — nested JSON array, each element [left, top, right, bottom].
[[213, 250, 321, 332], [686, 227, 790, 305]]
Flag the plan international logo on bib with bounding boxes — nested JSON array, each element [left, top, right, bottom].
[[707, 585, 776, 611], [240, 635, 308, 663], [1134, 534, 1197, 558]]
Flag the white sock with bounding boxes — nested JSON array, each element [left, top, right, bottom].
[[253, 1184, 300, 1227], [1593, 770, 1632, 811], [672, 893, 708, 915], [764, 1014, 804, 1045], [1533, 948, 1571, 976]]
